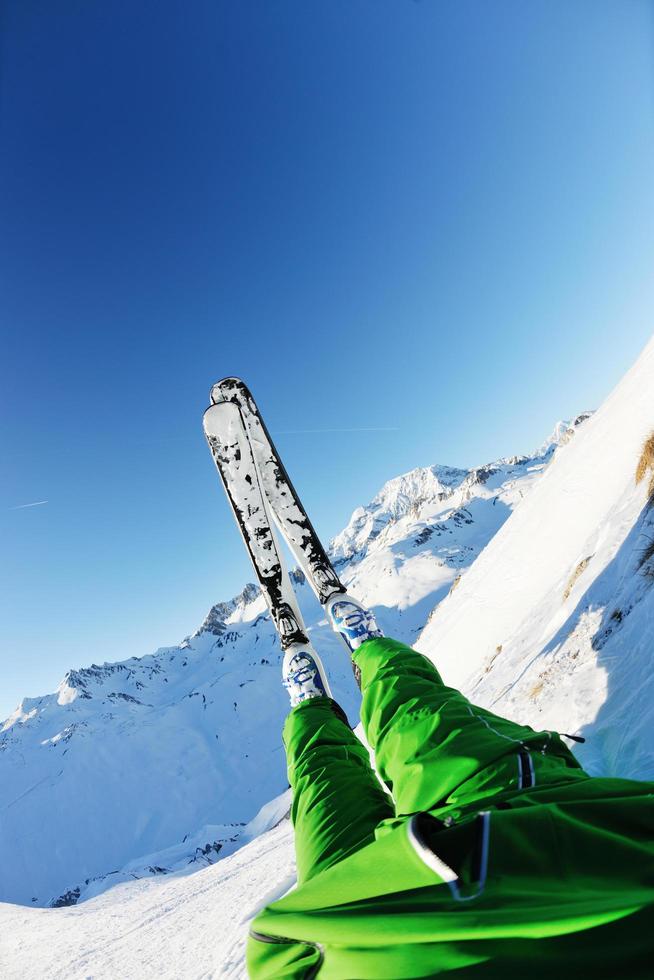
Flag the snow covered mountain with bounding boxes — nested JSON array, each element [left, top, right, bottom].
[[0, 420, 579, 912], [2, 338, 654, 980]]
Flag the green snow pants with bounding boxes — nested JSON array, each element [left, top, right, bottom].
[[247, 638, 654, 977], [285, 636, 587, 884]]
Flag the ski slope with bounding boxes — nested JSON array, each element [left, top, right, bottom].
[[0, 797, 296, 980], [418, 334, 654, 779]]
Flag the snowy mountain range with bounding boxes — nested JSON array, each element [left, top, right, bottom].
[[1, 417, 585, 912], [2, 336, 654, 979]]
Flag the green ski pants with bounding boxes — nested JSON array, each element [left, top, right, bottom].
[[283, 637, 587, 885]]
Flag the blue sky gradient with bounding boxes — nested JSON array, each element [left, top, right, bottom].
[[2, 0, 654, 717]]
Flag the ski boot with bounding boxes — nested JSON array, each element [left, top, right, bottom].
[[282, 643, 332, 707], [325, 594, 383, 653]]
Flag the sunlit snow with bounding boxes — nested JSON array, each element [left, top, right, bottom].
[[2, 339, 654, 978]]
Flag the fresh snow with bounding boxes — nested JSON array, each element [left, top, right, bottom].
[[0, 793, 296, 980], [2, 339, 654, 978], [417, 337, 654, 780]]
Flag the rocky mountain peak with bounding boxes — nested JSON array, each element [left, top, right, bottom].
[[328, 420, 584, 565], [536, 412, 593, 456], [193, 582, 261, 637]]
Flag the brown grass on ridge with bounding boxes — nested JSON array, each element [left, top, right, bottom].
[[635, 432, 654, 504], [563, 556, 593, 602]]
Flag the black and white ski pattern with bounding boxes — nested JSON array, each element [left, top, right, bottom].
[[209, 377, 345, 606], [203, 399, 310, 649]]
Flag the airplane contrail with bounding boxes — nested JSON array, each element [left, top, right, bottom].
[[9, 500, 49, 510], [274, 427, 400, 435]]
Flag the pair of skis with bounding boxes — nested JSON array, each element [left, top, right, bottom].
[[202, 378, 347, 653]]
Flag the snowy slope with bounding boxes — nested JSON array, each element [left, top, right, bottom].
[[0, 796, 296, 980], [3, 332, 654, 978], [0, 433, 567, 912], [418, 336, 654, 780], [0, 583, 359, 910]]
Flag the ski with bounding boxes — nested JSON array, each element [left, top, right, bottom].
[[207, 377, 346, 607], [203, 398, 311, 649]]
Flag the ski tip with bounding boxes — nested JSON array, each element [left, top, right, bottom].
[[209, 377, 249, 405], [202, 399, 239, 436]]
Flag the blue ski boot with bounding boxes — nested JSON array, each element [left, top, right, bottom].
[[282, 644, 332, 707], [325, 594, 383, 654]]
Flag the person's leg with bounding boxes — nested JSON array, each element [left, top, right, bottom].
[[284, 695, 394, 884], [354, 636, 587, 817]]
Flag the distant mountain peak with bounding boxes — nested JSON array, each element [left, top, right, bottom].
[[330, 464, 470, 562], [192, 582, 261, 638], [328, 417, 588, 566], [536, 412, 593, 456]]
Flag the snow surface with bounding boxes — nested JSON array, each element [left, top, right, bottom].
[[0, 793, 296, 980], [2, 338, 654, 978], [417, 337, 654, 779]]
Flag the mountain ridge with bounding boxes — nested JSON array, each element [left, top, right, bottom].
[[0, 418, 586, 908]]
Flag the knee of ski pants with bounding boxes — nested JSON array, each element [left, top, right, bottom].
[[282, 696, 364, 785], [354, 636, 446, 692], [354, 637, 452, 739], [352, 637, 587, 813]]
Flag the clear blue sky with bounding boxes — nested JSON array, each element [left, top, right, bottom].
[[2, 1, 653, 718]]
